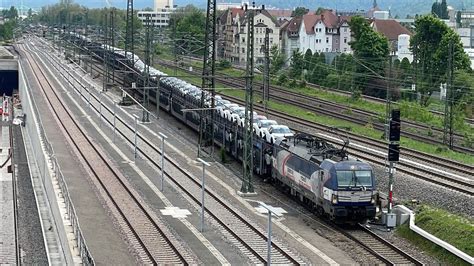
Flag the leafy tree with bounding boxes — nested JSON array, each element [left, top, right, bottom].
[[411, 15, 471, 105], [303, 49, 312, 70], [349, 16, 389, 97], [431, 0, 448, 19], [171, 5, 206, 56], [289, 50, 304, 79], [456, 11, 462, 26], [0, 20, 15, 40], [315, 7, 326, 15], [270, 45, 285, 74], [291, 7, 309, 17]]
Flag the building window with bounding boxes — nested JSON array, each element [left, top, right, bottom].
[[344, 48, 347, 52], [344, 38, 347, 43], [242, 48, 245, 53], [242, 37, 245, 43], [326, 37, 329, 43], [326, 48, 328, 52], [344, 28, 347, 32]]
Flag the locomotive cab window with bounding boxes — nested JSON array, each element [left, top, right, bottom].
[[336, 170, 373, 188]]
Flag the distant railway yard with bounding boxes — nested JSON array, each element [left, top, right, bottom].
[[2, 30, 472, 265]]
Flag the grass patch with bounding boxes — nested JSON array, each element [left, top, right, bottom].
[[396, 205, 473, 265], [152, 60, 474, 164]]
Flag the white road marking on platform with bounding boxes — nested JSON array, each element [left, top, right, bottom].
[[33, 48, 230, 265], [160, 207, 192, 218]]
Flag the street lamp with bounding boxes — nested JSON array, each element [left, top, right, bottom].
[[196, 158, 210, 232], [133, 114, 139, 163], [159, 132, 168, 191], [258, 202, 284, 266]]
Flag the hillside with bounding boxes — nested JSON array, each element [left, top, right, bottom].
[[10, 0, 474, 17]]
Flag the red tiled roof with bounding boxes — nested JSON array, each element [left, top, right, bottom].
[[371, 19, 412, 40], [302, 14, 321, 34], [285, 16, 302, 33], [267, 9, 293, 18], [321, 10, 338, 28], [229, 7, 245, 19]]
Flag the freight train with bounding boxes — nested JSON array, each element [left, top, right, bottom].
[[62, 32, 377, 223]]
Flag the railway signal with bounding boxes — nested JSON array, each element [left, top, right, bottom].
[[386, 109, 400, 222], [389, 109, 400, 142]]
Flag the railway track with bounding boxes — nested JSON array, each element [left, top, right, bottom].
[[341, 224, 423, 265], [170, 54, 474, 126], [20, 43, 194, 265], [158, 59, 473, 155], [29, 40, 304, 265], [49, 40, 473, 195], [223, 94, 474, 196]]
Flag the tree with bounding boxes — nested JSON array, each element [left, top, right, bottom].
[[456, 11, 462, 26], [289, 50, 304, 79], [432, 0, 449, 19], [303, 49, 312, 70], [349, 16, 390, 96], [270, 45, 285, 74], [171, 5, 206, 56], [315, 7, 326, 15], [291, 7, 309, 17], [411, 15, 471, 105]]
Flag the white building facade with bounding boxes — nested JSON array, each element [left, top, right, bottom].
[[137, 0, 175, 28]]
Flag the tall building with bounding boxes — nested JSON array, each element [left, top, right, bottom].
[[155, 0, 174, 10], [137, 0, 175, 28]]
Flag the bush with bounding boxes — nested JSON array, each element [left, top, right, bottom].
[[277, 73, 288, 85], [298, 79, 307, 88], [220, 147, 227, 163], [289, 79, 298, 88], [217, 60, 231, 70]]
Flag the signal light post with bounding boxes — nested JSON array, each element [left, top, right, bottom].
[[387, 109, 400, 216]]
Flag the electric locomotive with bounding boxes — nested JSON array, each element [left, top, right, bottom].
[[272, 133, 377, 223]]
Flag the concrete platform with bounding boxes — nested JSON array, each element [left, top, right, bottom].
[[19, 48, 135, 265], [0, 123, 16, 264]]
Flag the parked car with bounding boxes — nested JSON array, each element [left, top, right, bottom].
[[265, 125, 294, 143], [254, 119, 278, 138]]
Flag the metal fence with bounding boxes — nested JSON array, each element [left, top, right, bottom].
[[18, 60, 95, 265]]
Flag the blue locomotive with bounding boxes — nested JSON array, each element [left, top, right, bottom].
[[272, 134, 377, 223]]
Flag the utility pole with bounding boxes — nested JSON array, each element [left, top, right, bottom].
[[110, 8, 116, 84], [142, 14, 152, 123], [125, 0, 134, 69], [263, 28, 270, 116], [385, 55, 393, 133], [241, 3, 258, 194], [443, 39, 455, 149], [103, 11, 109, 92], [198, 0, 217, 158]]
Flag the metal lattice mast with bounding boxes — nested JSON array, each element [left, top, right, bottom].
[[110, 9, 116, 83], [142, 14, 152, 123], [241, 4, 255, 194], [125, 0, 134, 63], [198, 0, 217, 157], [103, 11, 109, 92], [263, 28, 270, 116], [443, 39, 454, 149]]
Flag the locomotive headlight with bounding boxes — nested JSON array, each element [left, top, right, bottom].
[[371, 195, 376, 204], [331, 194, 338, 204]]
